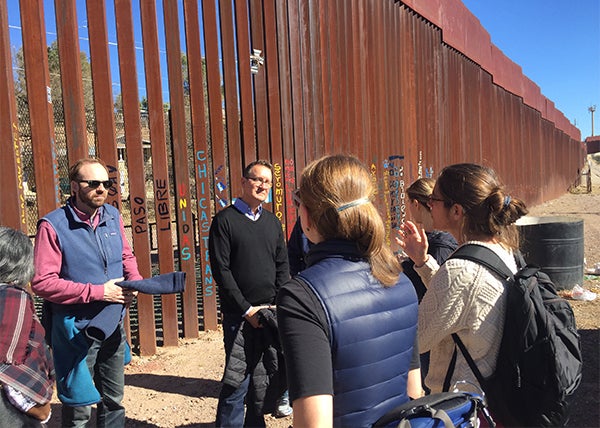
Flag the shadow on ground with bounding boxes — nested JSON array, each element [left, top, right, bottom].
[[567, 329, 600, 427], [125, 373, 221, 399]]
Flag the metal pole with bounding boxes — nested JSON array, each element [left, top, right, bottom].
[[589, 105, 596, 136]]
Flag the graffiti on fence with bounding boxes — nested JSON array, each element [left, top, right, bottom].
[[214, 164, 229, 208], [195, 150, 213, 298], [382, 157, 392, 239], [106, 163, 120, 208], [12, 122, 26, 227], [177, 184, 192, 261], [155, 178, 170, 232], [385, 155, 406, 230], [272, 162, 285, 232], [283, 158, 297, 238], [51, 141, 60, 205], [370, 162, 378, 196], [131, 196, 148, 234]]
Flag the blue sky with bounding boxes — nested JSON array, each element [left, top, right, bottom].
[[8, 0, 184, 103], [461, 0, 600, 139], [8, 1, 599, 139]]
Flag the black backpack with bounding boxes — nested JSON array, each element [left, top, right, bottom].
[[445, 244, 582, 427]]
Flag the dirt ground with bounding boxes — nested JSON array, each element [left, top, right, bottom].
[[46, 166, 600, 428]]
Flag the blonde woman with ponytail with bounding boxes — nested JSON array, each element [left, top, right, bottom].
[[277, 155, 421, 428]]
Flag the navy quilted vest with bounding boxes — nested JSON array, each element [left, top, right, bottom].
[[43, 201, 124, 318], [298, 256, 418, 427]]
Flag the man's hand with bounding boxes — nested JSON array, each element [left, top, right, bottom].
[[103, 277, 137, 303], [26, 401, 51, 422], [244, 305, 273, 328]]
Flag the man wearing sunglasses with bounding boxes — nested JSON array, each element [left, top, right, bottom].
[[31, 157, 142, 427]]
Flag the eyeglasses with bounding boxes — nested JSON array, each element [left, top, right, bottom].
[[292, 189, 302, 208], [79, 179, 114, 189], [246, 176, 273, 187], [428, 194, 446, 205]]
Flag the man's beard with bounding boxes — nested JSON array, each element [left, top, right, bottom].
[[77, 188, 106, 210]]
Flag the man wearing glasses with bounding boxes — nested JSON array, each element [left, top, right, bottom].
[[31, 157, 141, 427], [209, 160, 290, 427]]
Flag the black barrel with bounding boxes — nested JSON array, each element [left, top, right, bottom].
[[516, 216, 584, 290]]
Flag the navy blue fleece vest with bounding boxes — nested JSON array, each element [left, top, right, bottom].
[[43, 202, 124, 316], [298, 258, 418, 427]]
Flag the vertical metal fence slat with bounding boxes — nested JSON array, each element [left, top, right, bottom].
[[86, 0, 122, 210], [299, 0, 317, 159], [202, 0, 230, 215], [139, 0, 177, 354], [327, 0, 343, 154], [183, 0, 218, 331], [114, 0, 152, 346], [249, 0, 270, 162], [308, 0, 324, 157], [349, 0, 372, 160], [163, 0, 199, 339], [274, 1, 299, 238], [20, 0, 60, 217], [54, 0, 88, 162], [234, 0, 257, 167], [287, 0, 307, 172], [219, 0, 243, 200], [0, 0, 26, 230], [319, 0, 334, 154], [339, 0, 362, 156], [260, 0, 287, 232]]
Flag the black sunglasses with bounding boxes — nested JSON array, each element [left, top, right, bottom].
[[79, 179, 114, 189]]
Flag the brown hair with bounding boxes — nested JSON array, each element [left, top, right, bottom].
[[68, 158, 108, 182], [406, 177, 435, 210], [298, 154, 401, 286], [436, 163, 529, 249], [243, 160, 273, 178]]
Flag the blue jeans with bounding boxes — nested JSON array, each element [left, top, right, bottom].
[[61, 325, 126, 427], [215, 314, 265, 428]]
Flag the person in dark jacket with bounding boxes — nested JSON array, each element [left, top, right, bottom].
[[400, 178, 458, 393], [286, 218, 313, 276], [401, 178, 458, 302], [209, 160, 290, 427], [277, 155, 421, 427]]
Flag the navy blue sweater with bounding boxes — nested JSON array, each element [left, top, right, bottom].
[[209, 205, 289, 316]]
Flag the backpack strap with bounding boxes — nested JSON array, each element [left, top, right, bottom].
[[448, 244, 514, 281], [451, 333, 486, 385], [444, 244, 514, 392]]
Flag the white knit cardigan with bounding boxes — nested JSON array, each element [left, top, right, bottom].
[[415, 241, 517, 393]]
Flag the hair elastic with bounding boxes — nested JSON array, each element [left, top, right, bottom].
[[503, 195, 511, 208], [336, 197, 370, 212]]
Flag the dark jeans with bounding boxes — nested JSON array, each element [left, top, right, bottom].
[[215, 314, 265, 428], [61, 325, 126, 428], [0, 388, 43, 428]]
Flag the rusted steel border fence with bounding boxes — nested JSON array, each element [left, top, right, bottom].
[[1, 0, 585, 355]]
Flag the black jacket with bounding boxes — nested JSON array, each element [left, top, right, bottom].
[[222, 309, 286, 415]]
